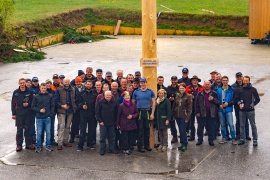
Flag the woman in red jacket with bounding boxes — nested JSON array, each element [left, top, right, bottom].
[[117, 91, 139, 155]]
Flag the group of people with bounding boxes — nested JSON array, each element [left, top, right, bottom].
[[11, 67, 260, 155]]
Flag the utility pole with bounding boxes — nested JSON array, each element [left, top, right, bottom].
[[141, 0, 158, 148]]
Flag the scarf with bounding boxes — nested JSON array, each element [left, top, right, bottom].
[[123, 99, 131, 107], [156, 97, 165, 105]]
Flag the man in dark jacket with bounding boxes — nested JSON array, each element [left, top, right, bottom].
[[178, 68, 191, 86], [77, 80, 97, 151], [231, 72, 250, 140], [157, 76, 167, 92], [11, 78, 35, 151], [96, 91, 118, 155], [31, 83, 55, 152], [195, 80, 220, 146], [166, 76, 179, 143], [54, 78, 76, 150], [235, 76, 260, 146]]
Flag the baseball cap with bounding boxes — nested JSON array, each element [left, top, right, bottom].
[[105, 71, 112, 76], [140, 77, 147, 82], [52, 74, 59, 79], [133, 78, 140, 83], [235, 72, 243, 77], [25, 78, 31, 82], [96, 69, 103, 73], [45, 79, 52, 84], [182, 68, 189, 73], [171, 76, 178, 80], [210, 70, 218, 75], [32, 77, 39, 82], [59, 74, 65, 79], [135, 71, 141, 76]]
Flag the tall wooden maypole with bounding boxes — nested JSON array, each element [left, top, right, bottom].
[[141, 0, 158, 148]]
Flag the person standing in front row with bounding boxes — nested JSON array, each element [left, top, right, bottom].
[[96, 91, 118, 155], [173, 83, 192, 152], [132, 77, 156, 153], [195, 80, 220, 146], [54, 78, 76, 150], [117, 91, 138, 155], [31, 83, 55, 152], [155, 89, 171, 152], [235, 76, 260, 146]]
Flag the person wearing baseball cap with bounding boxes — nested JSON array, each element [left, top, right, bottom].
[[31, 77, 40, 94], [104, 71, 115, 88], [178, 68, 191, 86], [166, 76, 179, 144], [132, 77, 155, 152], [231, 72, 251, 141], [135, 71, 141, 79], [59, 74, 65, 84], [51, 74, 62, 91], [93, 69, 105, 86]]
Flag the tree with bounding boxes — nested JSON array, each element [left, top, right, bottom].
[[0, 0, 14, 38]]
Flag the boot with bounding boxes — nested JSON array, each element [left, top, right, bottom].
[[171, 136, 178, 143]]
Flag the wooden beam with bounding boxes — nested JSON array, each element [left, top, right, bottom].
[[114, 20, 122, 36]]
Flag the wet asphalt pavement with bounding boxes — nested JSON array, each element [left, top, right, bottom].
[[0, 36, 270, 180]]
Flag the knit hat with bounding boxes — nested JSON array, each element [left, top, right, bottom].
[[75, 77, 83, 83], [78, 70, 85, 76]]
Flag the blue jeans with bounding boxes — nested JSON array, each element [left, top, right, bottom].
[[36, 117, 51, 147], [100, 125, 115, 152], [176, 118, 187, 146], [218, 111, 236, 140]]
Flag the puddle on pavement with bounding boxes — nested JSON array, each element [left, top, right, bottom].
[[58, 62, 70, 64]]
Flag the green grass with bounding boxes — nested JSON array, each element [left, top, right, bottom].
[[13, 0, 249, 23]]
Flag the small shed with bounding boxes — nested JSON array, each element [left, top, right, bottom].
[[249, 0, 270, 39]]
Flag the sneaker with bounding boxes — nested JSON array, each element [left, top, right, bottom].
[[63, 143, 72, 147], [196, 141, 202, 146], [123, 150, 131, 155], [232, 140, 237, 145], [145, 147, 152, 151], [157, 145, 163, 151], [57, 145, 63, 150], [87, 145, 95, 150], [238, 140, 245, 145], [217, 132, 221, 136], [219, 138, 227, 144], [69, 138, 74, 143], [46, 146, 53, 151], [161, 146, 167, 152], [51, 141, 58, 146], [100, 151, 105, 155], [253, 140, 258, 146], [26, 144, 35, 150], [35, 147, 42, 153], [16, 146, 22, 152], [138, 148, 145, 153], [209, 141, 214, 146], [246, 136, 252, 141], [77, 147, 83, 151]]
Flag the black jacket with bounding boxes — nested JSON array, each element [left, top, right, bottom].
[[95, 98, 118, 125], [235, 84, 260, 112], [231, 81, 242, 108], [178, 77, 191, 86], [31, 92, 55, 119], [11, 87, 33, 116], [166, 84, 179, 109], [195, 90, 220, 118], [78, 88, 97, 117]]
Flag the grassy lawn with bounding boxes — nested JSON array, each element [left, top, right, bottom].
[[13, 0, 249, 23]]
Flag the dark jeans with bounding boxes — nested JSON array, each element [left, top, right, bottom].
[[78, 115, 96, 148], [137, 110, 150, 149], [30, 112, 36, 142], [50, 114, 56, 142], [197, 116, 215, 142], [235, 108, 249, 137], [16, 115, 32, 146], [70, 111, 80, 139], [170, 117, 177, 137], [121, 130, 135, 150], [189, 112, 196, 138], [176, 118, 188, 146], [99, 125, 115, 152]]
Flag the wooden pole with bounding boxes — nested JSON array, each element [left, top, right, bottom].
[[141, 0, 158, 149]]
